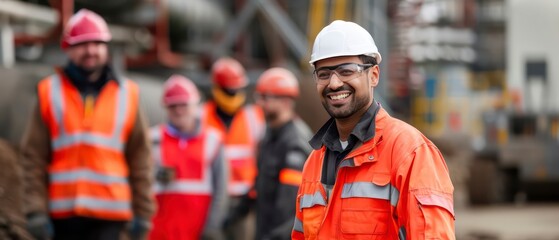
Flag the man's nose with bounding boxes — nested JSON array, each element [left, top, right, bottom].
[[327, 72, 344, 89], [85, 42, 99, 53]]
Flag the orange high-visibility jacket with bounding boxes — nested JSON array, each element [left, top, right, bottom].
[[37, 72, 139, 220], [149, 124, 226, 239], [201, 102, 264, 196], [292, 108, 455, 240]]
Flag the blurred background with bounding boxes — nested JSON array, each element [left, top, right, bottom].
[[1, 0, 559, 239]]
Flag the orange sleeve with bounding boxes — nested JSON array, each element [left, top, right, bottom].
[[396, 143, 455, 240], [279, 168, 303, 186]]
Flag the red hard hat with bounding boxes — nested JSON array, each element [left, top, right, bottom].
[[211, 58, 248, 89], [61, 9, 112, 49], [256, 67, 299, 97], [162, 75, 200, 106]]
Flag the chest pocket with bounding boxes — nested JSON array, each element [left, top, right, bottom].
[[297, 181, 327, 238], [339, 173, 393, 238]]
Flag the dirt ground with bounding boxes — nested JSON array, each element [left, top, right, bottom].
[[455, 203, 559, 240]]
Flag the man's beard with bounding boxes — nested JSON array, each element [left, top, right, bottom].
[[264, 111, 279, 123], [321, 85, 370, 119], [77, 55, 105, 75]]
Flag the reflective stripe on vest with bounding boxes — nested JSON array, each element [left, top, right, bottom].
[[150, 126, 163, 166], [299, 191, 326, 211], [340, 182, 400, 207], [49, 74, 129, 151], [153, 126, 221, 195], [230, 107, 262, 196], [50, 168, 128, 185], [200, 103, 262, 196], [154, 179, 212, 195], [42, 73, 136, 220], [225, 145, 253, 160], [293, 217, 304, 233], [229, 182, 251, 196], [244, 106, 264, 141], [50, 197, 131, 212]]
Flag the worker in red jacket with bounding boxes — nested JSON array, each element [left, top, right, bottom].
[[149, 75, 228, 240]]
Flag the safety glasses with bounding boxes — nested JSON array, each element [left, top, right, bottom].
[[313, 63, 373, 85]]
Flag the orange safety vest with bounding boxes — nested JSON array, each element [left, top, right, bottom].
[[149, 124, 222, 239], [292, 108, 455, 240], [201, 102, 264, 196], [38, 72, 138, 220]]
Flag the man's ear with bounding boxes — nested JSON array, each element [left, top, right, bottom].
[[369, 65, 380, 87]]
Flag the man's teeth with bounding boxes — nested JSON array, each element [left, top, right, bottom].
[[330, 93, 349, 100]]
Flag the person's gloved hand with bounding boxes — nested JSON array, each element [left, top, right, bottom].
[[26, 213, 53, 240], [155, 166, 176, 185], [127, 217, 151, 240]]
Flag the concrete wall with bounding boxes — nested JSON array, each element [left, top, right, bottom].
[[507, 0, 559, 113]]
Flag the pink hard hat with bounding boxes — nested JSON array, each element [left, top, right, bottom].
[[162, 74, 201, 106], [61, 9, 112, 49]]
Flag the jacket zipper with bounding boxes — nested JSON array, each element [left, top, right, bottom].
[[318, 140, 381, 233]]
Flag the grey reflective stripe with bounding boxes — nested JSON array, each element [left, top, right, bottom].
[[150, 126, 162, 143], [50, 74, 64, 131], [154, 179, 212, 194], [52, 133, 124, 151], [391, 186, 400, 207], [244, 106, 262, 141], [49, 75, 128, 151], [205, 129, 220, 161], [399, 226, 406, 240], [112, 80, 128, 139], [341, 182, 390, 199], [50, 197, 130, 211], [225, 145, 253, 159], [150, 126, 163, 166], [229, 182, 251, 195], [299, 191, 326, 211], [293, 217, 304, 233], [50, 169, 128, 184], [341, 182, 400, 207]]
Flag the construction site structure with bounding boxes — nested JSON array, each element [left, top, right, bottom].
[[469, 0, 559, 204]]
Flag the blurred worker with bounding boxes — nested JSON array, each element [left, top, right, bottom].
[[201, 57, 265, 240], [20, 9, 155, 240], [253, 68, 312, 240], [292, 20, 455, 239], [149, 75, 228, 240], [0, 140, 33, 240]]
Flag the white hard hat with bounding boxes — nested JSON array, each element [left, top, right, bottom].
[[309, 20, 382, 66]]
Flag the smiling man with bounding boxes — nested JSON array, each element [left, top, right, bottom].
[[291, 20, 456, 240]]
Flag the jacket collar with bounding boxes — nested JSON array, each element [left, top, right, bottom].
[[309, 101, 380, 151], [62, 62, 121, 90], [310, 107, 390, 168], [345, 107, 389, 167], [165, 119, 202, 139]]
